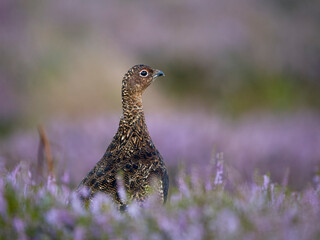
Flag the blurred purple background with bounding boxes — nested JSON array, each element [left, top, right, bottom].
[[1, 0, 320, 189]]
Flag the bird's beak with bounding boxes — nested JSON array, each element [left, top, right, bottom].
[[153, 69, 165, 79]]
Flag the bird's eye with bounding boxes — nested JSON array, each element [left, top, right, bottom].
[[139, 70, 148, 77]]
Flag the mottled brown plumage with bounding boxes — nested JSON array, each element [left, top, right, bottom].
[[78, 65, 169, 209]]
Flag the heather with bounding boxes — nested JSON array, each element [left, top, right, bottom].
[[1, 0, 320, 128], [2, 112, 319, 189], [1, 0, 320, 239], [1, 154, 319, 240], [0, 112, 320, 239]]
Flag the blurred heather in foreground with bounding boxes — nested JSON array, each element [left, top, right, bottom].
[[0, 158, 319, 239], [1, 111, 319, 189]]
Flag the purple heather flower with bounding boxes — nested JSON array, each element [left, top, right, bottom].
[[270, 183, 275, 204], [191, 166, 202, 194], [185, 224, 204, 240], [74, 227, 85, 240], [169, 193, 182, 205], [70, 192, 86, 215], [116, 174, 127, 203], [127, 201, 141, 218], [312, 174, 320, 191], [214, 153, 224, 186], [157, 215, 181, 239], [263, 175, 270, 191], [90, 192, 113, 215], [76, 185, 90, 200], [47, 175, 57, 196], [61, 171, 70, 184], [177, 172, 190, 198], [46, 209, 75, 229], [0, 179, 6, 217], [302, 189, 320, 212], [13, 218, 27, 240], [7, 163, 21, 187], [274, 192, 285, 209]]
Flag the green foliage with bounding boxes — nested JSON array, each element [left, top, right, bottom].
[[161, 59, 320, 115]]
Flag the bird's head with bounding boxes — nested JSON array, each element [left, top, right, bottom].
[[122, 64, 165, 96]]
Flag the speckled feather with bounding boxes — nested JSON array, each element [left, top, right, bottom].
[[78, 65, 169, 208]]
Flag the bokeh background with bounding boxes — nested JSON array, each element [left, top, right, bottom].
[[1, 0, 320, 189]]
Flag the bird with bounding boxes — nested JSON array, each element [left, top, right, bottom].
[[77, 64, 169, 210]]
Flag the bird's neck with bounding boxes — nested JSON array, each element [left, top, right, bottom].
[[121, 89, 145, 124]]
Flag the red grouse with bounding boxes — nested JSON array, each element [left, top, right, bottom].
[[78, 65, 169, 209]]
